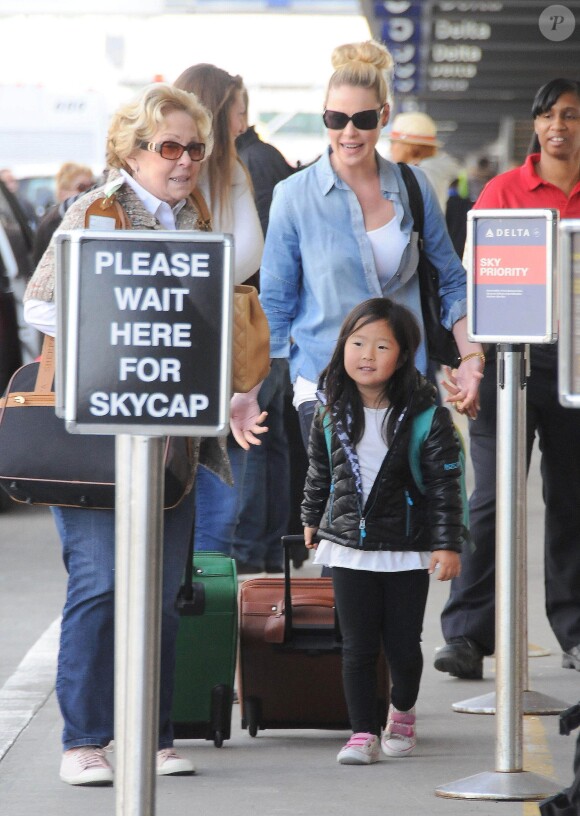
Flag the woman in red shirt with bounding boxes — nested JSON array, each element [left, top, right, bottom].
[[436, 77, 580, 680]]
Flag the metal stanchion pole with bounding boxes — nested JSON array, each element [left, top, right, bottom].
[[452, 348, 568, 717], [115, 434, 165, 816], [436, 347, 560, 800]]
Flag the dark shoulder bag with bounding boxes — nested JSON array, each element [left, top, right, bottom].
[[398, 162, 460, 368], [0, 335, 192, 509]]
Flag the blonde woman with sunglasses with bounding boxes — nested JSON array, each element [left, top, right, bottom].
[[259, 40, 484, 448]]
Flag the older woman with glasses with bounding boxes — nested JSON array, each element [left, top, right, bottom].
[[259, 40, 484, 448], [24, 82, 266, 787]]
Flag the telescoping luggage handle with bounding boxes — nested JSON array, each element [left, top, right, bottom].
[[177, 506, 206, 616], [281, 535, 341, 646]]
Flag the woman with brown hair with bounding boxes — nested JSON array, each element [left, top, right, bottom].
[[174, 64, 265, 556]]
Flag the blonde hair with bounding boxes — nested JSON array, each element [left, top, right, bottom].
[[174, 64, 244, 221], [106, 82, 214, 173], [326, 40, 394, 108]]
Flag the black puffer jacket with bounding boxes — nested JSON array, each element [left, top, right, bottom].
[[301, 378, 465, 553]]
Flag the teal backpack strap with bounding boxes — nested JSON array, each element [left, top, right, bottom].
[[319, 406, 336, 517], [409, 406, 470, 532], [408, 406, 436, 493], [318, 406, 332, 464]]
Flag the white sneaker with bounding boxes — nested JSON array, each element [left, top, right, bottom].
[[337, 732, 380, 765], [381, 705, 416, 757], [156, 747, 195, 776], [59, 746, 114, 786]]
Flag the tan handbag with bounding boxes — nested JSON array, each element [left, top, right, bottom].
[[189, 188, 270, 392]]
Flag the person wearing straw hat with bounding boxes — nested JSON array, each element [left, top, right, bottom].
[[387, 111, 461, 212]]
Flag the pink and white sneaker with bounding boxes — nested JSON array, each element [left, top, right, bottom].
[[337, 732, 380, 765], [381, 705, 416, 757]]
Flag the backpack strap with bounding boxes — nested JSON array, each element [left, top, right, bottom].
[[398, 162, 424, 245], [319, 407, 333, 468], [408, 406, 436, 493], [409, 406, 470, 533]]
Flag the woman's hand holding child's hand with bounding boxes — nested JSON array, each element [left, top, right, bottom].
[[429, 550, 461, 581], [441, 357, 484, 420]]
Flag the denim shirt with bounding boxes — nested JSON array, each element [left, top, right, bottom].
[[259, 147, 467, 382]]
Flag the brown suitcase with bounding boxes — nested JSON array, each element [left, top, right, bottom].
[[238, 535, 389, 736]]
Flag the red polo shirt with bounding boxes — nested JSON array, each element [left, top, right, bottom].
[[473, 153, 580, 217]]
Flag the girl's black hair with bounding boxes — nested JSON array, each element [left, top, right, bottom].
[[531, 78, 580, 118], [319, 298, 421, 446]]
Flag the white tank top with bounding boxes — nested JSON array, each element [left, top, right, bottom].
[[366, 216, 408, 289]]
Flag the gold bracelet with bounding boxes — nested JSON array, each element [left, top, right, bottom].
[[460, 351, 486, 366]]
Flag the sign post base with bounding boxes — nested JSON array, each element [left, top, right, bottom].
[[436, 770, 562, 800]]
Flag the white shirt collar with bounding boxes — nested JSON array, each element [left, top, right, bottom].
[[119, 169, 187, 230]]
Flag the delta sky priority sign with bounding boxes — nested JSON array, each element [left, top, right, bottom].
[[466, 209, 558, 344], [55, 230, 233, 435]]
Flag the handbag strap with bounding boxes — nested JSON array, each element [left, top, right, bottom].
[[35, 335, 56, 393], [1, 334, 56, 409], [189, 187, 213, 232], [398, 162, 424, 245]]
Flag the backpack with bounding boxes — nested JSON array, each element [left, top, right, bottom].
[[409, 406, 470, 537]]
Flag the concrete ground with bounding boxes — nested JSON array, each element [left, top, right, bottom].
[[0, 445, 578, 816]]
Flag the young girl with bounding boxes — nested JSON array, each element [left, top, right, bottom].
[[301, 298, 464, 765]]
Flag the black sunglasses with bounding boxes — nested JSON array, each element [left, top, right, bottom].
[[139, 140, 206, 162], [322, 107, 384, 131]]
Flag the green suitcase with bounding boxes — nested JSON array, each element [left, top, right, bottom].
[[171, 551, 238, 747]]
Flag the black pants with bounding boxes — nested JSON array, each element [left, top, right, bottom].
[[333, 566, 429, 734], [441, 355, 580, 654]]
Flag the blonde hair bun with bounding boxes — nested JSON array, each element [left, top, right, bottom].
[[331, 40, 394, 73], [326, 40, 393, 108]]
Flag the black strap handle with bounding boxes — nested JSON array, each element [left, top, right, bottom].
[[398, 162, 425, 243], [280, 534, 340, 644]]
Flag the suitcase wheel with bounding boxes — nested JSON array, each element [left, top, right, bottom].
[[214, 730, 224, 748], [244, 697, 260, 737]]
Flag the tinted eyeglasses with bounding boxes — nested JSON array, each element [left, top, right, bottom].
[[139, 140, 206, 162], [322, 107, 384, 131]]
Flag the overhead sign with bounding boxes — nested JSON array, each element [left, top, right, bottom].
[[370, 1, 580, 98], [466, 209, 558, 343], [376, 1, 422, 95], [558, 220, 580, 407], [55, 230, 233, 436]]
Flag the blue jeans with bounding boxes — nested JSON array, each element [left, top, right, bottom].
[[233, 359, 291, 569], [194, 435, 247, 555], [52, 488, 195, 750]]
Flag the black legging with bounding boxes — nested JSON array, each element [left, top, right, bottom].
[[332, 566, 430, 734]]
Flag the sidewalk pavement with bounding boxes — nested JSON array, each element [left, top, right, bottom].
[[0, 448, 578, 816]]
